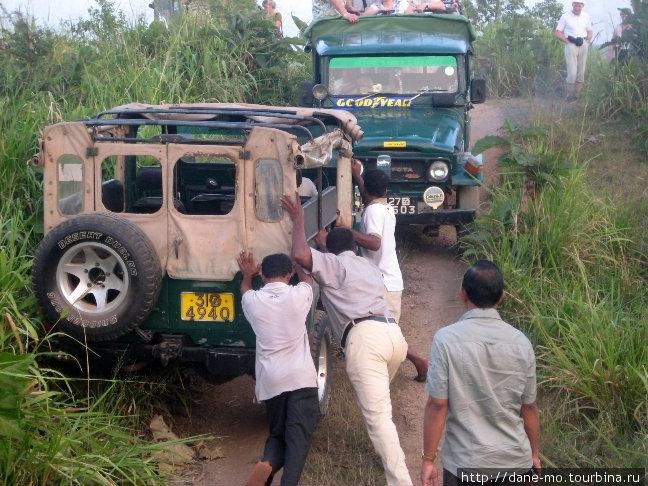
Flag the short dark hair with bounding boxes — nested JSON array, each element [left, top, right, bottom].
[[326, 227, 356, 254], [261, 253, 293, 278], [363, 169, 389, 197], [462, 260, 504, 308]]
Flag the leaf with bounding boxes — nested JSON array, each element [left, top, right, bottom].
[[520, 126, 550, 138], [472, 135, 509, 154], [0, 352, 36, 438], [511, 146, 539, 167]]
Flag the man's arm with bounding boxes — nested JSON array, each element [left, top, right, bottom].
[[555, 29, 568, 43], [352, 158, 369, 203], [421, 396, 448, 486], [294, 262, 313, 287], [329, 0, 359, 23], [352, 230, 381, 251], [237, 251, 260, 294], [521, 400, 541, 473], [281, 192, 313, 270]]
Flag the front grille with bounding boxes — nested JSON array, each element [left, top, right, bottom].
[[390, 160, 427, 182]]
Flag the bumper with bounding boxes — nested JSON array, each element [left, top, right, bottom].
[[395, 209, 475, 226], [48, 334, 256, 378]]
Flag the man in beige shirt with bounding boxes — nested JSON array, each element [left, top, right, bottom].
[[282, 192, 413, 486], [421, 260, 540, 486]]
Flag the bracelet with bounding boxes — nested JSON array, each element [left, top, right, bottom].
[[421, 450, 438, 462]]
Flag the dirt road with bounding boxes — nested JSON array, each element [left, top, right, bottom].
[[169, 100, 510, 485]]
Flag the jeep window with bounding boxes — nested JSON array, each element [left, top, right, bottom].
[[58, 155, 84, 215], [173, 155, 236, 215], [328, 56, 458, 95], [101, 155, 162, 214], [255, 159, 283, 222]]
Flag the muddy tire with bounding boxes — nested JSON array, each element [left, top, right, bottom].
[[310, 310, 333, 418], [32, 213, 162, 342]]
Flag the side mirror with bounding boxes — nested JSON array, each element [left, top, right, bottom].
[[470, 78, 487, 104], [298, 81, 315, 107]]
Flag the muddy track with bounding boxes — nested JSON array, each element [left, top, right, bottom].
[[168, 100, 512, 485]]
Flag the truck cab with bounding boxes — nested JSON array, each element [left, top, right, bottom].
[[300, 14, 486, 237]]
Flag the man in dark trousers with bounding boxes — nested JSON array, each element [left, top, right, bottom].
[[238, 252, 319, 486]]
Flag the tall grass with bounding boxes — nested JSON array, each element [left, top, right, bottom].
[[0, 1, 301, 483], [473, 16, 564, 98], [466, 116, 648, 467]]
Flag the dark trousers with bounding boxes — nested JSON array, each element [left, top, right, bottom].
[[263, 387, 319, 486]]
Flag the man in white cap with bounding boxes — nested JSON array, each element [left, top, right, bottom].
[[555, 1, 593, 101]]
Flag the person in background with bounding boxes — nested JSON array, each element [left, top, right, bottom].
[[296, 170, 318, 200], [349, 163, 429, 382], [262, 0, 283, 37], [609, 8, 638, 64], [312, 0, 361, 23], [405, 0, 457, 13], [420, 260, 540, 486], [555, 1, 593, 102], [281, 192, 414, 486], [362, 0, 408, 15], [238, 252, 319, 486]]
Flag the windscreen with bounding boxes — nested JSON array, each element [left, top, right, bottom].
[[328, 56, 458, 96]]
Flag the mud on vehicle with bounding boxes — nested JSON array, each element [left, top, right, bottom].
[[299, 14, 486, 238], [31, 103, 364, 416]]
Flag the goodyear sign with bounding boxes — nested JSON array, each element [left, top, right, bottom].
[[334, 96, 413, 109]]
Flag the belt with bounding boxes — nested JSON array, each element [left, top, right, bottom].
[[340, 315, 397, 348]]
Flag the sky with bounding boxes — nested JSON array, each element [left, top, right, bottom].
[[0, 0, 632, 42]]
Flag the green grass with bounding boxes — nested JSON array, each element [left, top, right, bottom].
[[301, 354, 387, 486]]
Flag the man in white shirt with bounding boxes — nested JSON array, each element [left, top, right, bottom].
[[350, 163, 429, 382], [238, 252, 319, 486], [555, 1, 593, 101]]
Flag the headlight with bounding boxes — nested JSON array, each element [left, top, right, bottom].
[[312, 84, 329, 101], [427, 160, 450, 182]]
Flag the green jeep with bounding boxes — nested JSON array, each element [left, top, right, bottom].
[[31, 103, 363, 416], [299, 14, 486, 237]]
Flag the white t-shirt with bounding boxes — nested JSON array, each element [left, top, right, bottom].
[[241, 281, 317, 401], [298, 177, 318, 199], [359, 199, 404, 292], [556, 10, 593, 38]]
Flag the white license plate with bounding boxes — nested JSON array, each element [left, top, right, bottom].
[[388, 196, 417, 215]]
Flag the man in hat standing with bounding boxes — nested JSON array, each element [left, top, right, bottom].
[[555, 1, 593, 101]]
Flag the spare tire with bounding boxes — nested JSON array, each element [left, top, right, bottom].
[[33, 213, 162, 342]]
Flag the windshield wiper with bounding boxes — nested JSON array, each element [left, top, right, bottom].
[[408, 88, 445, 103]]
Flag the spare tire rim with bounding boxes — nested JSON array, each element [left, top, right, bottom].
[[56, 242, 130, 315], [316, 335, 329, 400]]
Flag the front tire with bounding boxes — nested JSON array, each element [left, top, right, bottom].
[[310, 310, 333, 418], [32, 213, 162, 342]]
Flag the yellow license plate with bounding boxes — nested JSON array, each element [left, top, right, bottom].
[[181, 292, 235, 322], [384, 140, 406, 148]]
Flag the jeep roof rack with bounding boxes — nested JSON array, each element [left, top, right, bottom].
[[84, 103, 363, 144]]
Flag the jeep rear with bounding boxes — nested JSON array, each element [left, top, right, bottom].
[[31, 103, 363, 415]]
